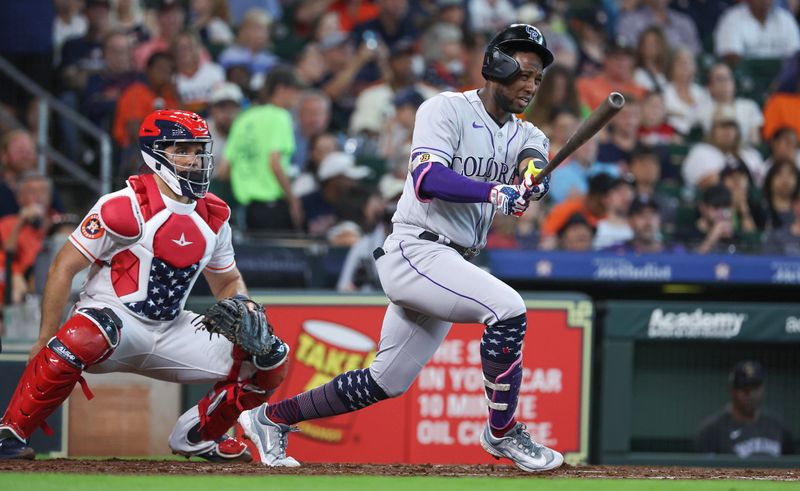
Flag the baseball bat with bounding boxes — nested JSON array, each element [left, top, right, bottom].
[[530, 92, 626, 184]]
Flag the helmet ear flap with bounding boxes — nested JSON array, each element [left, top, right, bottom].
[[482, 46, 521, 83]]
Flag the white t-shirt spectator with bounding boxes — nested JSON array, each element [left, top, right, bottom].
[[593, 220, 633, 250], [714, 3, 800, 59], [176, 62, 226, 110], [663, 82, 713, 135], [698, 100, 764, 145], [682, 142, 767, 188]]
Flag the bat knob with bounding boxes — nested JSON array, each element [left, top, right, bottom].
[[609, 92, 626, 109]]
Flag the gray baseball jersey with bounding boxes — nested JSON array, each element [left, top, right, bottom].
[[393, 89, 550, 249]]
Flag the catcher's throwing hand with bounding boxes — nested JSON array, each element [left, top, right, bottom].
[[195, 295, 276, 355]]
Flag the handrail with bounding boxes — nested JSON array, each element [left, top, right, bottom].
[[0, 55, 112, 195]]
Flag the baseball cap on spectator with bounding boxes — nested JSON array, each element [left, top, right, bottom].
[[390, 38, 416, 58], [158, 0, 181, 11], [557, 212, 593, 238], [210, 82, 244, 105], [729, 360, 765, 389], [588, 173, 625, 196], [628, 194, 659, 216], [319, 32, 350, 51], [318, 152, 372, 181], [393, 88, 425, 109], [711, 105, 738, 127]]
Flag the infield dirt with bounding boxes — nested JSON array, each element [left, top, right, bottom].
[[1, 460, 798, 481]]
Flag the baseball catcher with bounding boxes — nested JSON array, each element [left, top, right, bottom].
[[0, 110, 293, 465]]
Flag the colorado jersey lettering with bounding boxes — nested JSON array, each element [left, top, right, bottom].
[[394, 90, 549, 249]]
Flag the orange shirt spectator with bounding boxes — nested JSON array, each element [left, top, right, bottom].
[[576, 42, 647, 111], [112, 52, 179, 147], [762, 93, 800, 141], [329, 0, 379, 32], [541, 196, 602, 237]]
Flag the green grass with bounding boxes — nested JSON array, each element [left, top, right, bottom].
[[1, 474, 796, 491]]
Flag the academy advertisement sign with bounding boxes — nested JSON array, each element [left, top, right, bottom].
[[256, 295, 592, 465], [606, 301, 800, 341]]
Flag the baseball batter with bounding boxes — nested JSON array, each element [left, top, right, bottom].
[[240, 24, 563, 472], [0, 110, 292, 464]]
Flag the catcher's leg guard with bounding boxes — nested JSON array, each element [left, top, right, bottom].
[[0, 308, 121, 439], [193, 340, 290, 442], [481, 313, 526, 435]]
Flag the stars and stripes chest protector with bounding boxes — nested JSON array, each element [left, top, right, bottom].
[[108, 175, 220, 321]]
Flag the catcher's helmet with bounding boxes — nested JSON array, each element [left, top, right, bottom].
[[482, 24, 554, 83], [139, 110, 214, 200]]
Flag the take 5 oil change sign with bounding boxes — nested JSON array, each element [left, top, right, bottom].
[[259, 295, 592, 465]]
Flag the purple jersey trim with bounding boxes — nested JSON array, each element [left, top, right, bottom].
[[412, 162, 494, 203]]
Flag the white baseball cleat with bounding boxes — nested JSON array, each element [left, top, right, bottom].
[[480, 422, 564, 472], [238, 406, 300, 467]]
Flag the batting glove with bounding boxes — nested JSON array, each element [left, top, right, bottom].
[[522, 173, 550, 202], [489, 184, 529, 216]]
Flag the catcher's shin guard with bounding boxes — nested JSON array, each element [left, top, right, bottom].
[[196, 339, 290, 441], [0, 308, 121, 439]]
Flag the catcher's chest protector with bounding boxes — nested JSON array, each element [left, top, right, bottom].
[[79, 174, 231, 322]]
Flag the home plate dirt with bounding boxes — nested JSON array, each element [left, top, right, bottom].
[[1, 460, 798, 480]]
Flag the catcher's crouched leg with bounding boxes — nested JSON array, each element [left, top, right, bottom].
[[168, 339, 289, 460], [0, 308, 121, 444]]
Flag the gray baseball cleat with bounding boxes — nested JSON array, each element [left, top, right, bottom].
[[238, 406, 300, 467], [480, 422, 564, 472]]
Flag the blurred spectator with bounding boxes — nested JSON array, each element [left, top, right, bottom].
[[764, 188, 800, 254], [112, 52, 179, 150], [172, 30, 225, 113], [0, 0, 55, 118], [83, 30, 138, 128], [671, 0, 736, 50], [350, 39, 437, 136], [540, 173, 618, 250], [557, 213, 595, 252], [292, 132, 341, 199], [32, 214, 84, 297], [524, 64, 581, 129], [662, 47, 711, 136], [763, 127, 800, 169], [318, 31, 382, 131], [593, 175, 634, 249], [608, 195, 668, 253], [308, 0, 377, 33], [218, 8, 278, 90], [190, 0, 235, 53], [438, 0, 467, 30], [468, 0, 516, 34], [53, 0, 88, 63], [695, 360, 794, 457], [638, 91, 678, 146], [336, 180, 401, 292], [682, 107, 766, 190], [576, 40, 646, 113], [421, 22, 466, 90], [633, 26, 669, 93], [0, 131, 37, 217], [714, 0, 800, 66], [294, 43, 327, 88], [548, 135, 600, 204], [302, 151, 371, 237], [352, 0, 418, 52], [568, 6, 609, 78], [597, 96, 641, 171], [675, 184, 759, 254], [228, 0, 283, 27], [225, 64, 255, 103], [326, 184, 383, 246], [110, 0, 148, 42], [698, 62, 763, 145], [547, 109, 580, 160], [206, 82, 243, 201], [617, 0, 701, 55], [59, 0, 112, 92], [377, 88, 424, 161], [293, 90, 332, 173], [628, 144, 679, 234], [486, 213, 519, 249], [0, 174, 56, 305], [763, 159, 800, 231], [225, 66, 303, 231], [133, 0, 185, 71], [762, 90, 800, 142], [719, 161, 766, 234]]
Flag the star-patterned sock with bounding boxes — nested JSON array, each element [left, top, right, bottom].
[[480, 313, 527, 438], [265, 368, 388, 425]]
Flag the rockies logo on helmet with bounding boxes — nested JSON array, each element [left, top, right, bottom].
[[482, 24, 554, 83]]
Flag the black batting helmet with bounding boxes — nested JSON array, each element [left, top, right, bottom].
[[482, 24, 554, 83]]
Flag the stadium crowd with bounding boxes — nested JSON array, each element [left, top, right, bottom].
[[0, 0, 799, 299]]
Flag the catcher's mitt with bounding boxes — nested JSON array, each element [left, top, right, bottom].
[[195, 295, 275, 355]]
